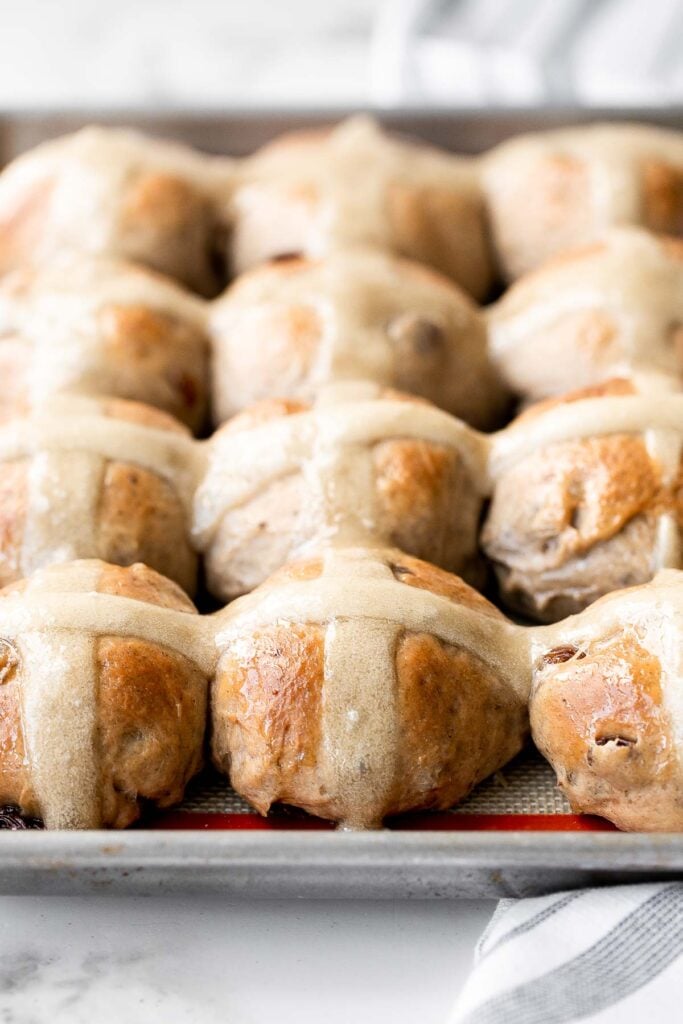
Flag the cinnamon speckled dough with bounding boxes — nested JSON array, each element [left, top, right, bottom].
[[212, 549, 528, 828], [210, 249, 507, 428], [0, 561, 207, 829], [227, 117, 494, 300], [0, 255, 209, 432], [483, 123, 683, 281], [0, 126, 235, 295], [0, 397, 197, 594], [481, 380, 678, 622], [530, 579, 683, 831], [487, 229, 683, 403], [199, 391, 485, 601]]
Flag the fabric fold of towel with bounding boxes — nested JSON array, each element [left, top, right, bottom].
[[451, 883, 683, 1024]]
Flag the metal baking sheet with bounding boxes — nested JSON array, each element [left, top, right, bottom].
[[0, 108, 682, 897]]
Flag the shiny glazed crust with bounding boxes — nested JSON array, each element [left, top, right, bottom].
[[211, 552, 527, 827], [0, 562, 207, 829], [530, 628, 681, 831]]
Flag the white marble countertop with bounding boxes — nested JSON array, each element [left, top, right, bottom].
[[0, 895, 493, 1022]]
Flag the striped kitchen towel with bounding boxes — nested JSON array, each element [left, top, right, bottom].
[[451, 883, 683, 1023]]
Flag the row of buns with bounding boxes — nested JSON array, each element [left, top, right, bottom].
[[0, 376, 678, 622], [1, 116, 682, 298], [2, 551, 683, 833], [1, 225, 681, 434]]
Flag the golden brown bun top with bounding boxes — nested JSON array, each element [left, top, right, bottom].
[[258, 547, 505, 620], [1, 559, 196, 613], [514, 378, 638, 425]]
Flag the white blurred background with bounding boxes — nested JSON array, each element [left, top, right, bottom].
[[1, 0, 682, 110]]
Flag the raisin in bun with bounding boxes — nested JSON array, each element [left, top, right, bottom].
[[487, 229, 683, 403], [211, 546, 528, 829], [209, 248, 507, 429], [483, 124, 683, 281], [0, 395, 198, 594], [195, 382, 486, 600], [482, 379, 683, 622], [226, 116, 493, 301], [0, 126, 234, 295], [0, 255, 209, 432], [529, 570, 683, 831], [0, 560, 209, 829]]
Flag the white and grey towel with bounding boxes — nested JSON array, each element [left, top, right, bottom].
[[451, 883, 683, 1023]]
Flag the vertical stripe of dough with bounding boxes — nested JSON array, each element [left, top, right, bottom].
[[19, 560, 102, 829], [320, 548, 400, 828], [21, 451, 104, 576]]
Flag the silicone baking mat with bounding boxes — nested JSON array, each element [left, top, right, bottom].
[[150, 749, 615, 833]]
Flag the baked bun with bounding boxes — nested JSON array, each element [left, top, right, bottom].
[[483, 124, 683, 280], [227, 116, 493, 300], [209, 248, 507, 428], [0, 255, 209, 432], [0, 126, 234, 295], [195, 382, 486, 600], [211, 546, 528, 828], [482, 379, 683, 621], [0, 395, 198, 593], [530, 570, 683, 831], [487, 228, 683, 402], [0, 560, 208, 829]]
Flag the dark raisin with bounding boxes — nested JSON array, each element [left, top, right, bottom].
[[595, 734, 636, 748], [387, 313, 444, 356], [0, 806, 44, 830], [270, 251, 303, 263], [543, 645, 580, 665]]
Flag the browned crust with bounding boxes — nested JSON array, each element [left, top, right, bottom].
[[531, 634, 678, 830], [0, 639, 36, 814], [387, 182, 492, 300], [0, 561, 205, 828], [513, 378, 637, 425], [385, 551, 504, 618], [642, 160, 683, 235], [97, 636, 207, 829], [374, 441, 483, 583], [482, 433, 662, 620], [96, 560, 196, 611], [393, 632, 527, 816], [212, 624, 324, 816], [0, 173, 55, 276], [98, 462, 197, 595], [220, 397, 310, 434], [211, 552, 521, 825], [120, 172, 206, 234], [485, 152, 594, 279], [99, 395, 190, 433], [0, 402, 196, 593], [100, 304, 208, 430]]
